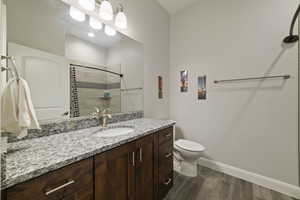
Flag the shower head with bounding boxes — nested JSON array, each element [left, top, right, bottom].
[[283, 5, 300, 44], [283, 35, 299, 44]]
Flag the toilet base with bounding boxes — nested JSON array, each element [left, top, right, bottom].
[[174, 155, 198, 177]]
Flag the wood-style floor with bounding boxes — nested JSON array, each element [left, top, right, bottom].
[[165, 166, 298, 200]]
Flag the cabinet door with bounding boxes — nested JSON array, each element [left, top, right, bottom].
[[95, 142, 136, 200], [4, 158, 93, 200], [135, 135, 154, 200], [154, 127, 174, 200]]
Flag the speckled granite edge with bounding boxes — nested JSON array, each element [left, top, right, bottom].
[[5, 111, 144, 143], [1, 153, 6, 182], [2, 119, 175, 189]]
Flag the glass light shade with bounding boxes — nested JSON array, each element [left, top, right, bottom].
[[69, 6, 85, 22], [104, 25, 116, 36], [99, 0, 113, 21], [115, 11, 127, 29], [89, 17, 103, 30], [78, 0, 95, 11]]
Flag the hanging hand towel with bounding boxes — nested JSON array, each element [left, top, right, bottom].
[[1, 78, 40, 139]]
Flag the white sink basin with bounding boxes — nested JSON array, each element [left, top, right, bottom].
[[94, 127, 134, 138]]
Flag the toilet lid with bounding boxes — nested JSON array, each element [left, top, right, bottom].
[[175, 139, 205, 152]]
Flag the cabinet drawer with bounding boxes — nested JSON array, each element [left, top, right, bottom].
[[158, 171, 173, 200], [158, 127, 173, 145], [159, 140, 173, 162], [158, 139, 173, 200], [5, 158, 93, 200]]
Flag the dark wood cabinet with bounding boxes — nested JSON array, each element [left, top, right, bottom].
[[94, 141, 136, 200], [135, 135, 154, 200], [94, 134, 154, 200], [3, 158, 93, 200], [154, 127, 174, 200], [2, 126, 174, 200]]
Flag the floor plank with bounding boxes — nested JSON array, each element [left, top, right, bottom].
[[165, 166, 298, 200]]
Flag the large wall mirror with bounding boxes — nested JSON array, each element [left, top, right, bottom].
[[6, 0, 144, 121]]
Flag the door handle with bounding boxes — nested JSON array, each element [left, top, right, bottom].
[[164, 178, 172, 186], [139, 148, 143, 162], [132, 152, 135, 166], [165, 152, 172, 158], [62, 111, 69, 116], [45, 179, 75, 196]]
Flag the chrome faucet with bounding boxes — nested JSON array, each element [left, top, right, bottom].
[[92, 107, 112, 127]]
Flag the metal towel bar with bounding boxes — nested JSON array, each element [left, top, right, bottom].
[[121, 87, 143, 92], [214, 75, 290, 84]]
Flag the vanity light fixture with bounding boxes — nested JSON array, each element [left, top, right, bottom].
[[70, 0, 128, 30], [78, 0, 95, 11], [115, 4, 127, 29], [69, 6, 86, 22], [89, 17, 103, 30], [99, 0, 113, 21], [88, 32, 95, 37], [104, 25, 116, 36]]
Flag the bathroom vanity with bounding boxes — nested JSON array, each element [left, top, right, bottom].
[[1, 0, 175, 199], [1, 119, 175, 200]]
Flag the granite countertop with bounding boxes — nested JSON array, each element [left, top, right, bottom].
[[2, 118, 175, 189]]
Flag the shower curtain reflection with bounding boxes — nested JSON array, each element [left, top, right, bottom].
[[70, 64, 121, 117]]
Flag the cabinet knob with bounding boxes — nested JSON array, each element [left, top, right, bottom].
[[164, 178, 172, 186], [165, 152, 172, 158]]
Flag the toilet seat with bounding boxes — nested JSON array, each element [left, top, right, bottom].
[[175, 139, 205, 152]]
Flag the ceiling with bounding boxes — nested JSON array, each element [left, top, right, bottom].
[[156, 0, 199, 15]]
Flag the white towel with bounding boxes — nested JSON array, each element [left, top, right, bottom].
[[1, 78, 40, 139]]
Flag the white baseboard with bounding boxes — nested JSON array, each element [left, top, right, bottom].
[[198, 157, 300, 199]]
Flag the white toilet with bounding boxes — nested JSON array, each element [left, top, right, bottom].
[[174, 139, 205, 177]]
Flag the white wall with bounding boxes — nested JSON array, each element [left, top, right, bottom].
[[170, 0, 299, 186], [65, 34, 108, 66], [119, 0, 170, 118]]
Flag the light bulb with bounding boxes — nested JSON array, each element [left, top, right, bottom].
[[105, 25, 116, 36], [69, 6, 85, 22], [89, 17, 103, 30], [115, 11, 127, 29], [99, 0, 113, 21], [88, 32, 95, 37], [78, 0, 95, 11]]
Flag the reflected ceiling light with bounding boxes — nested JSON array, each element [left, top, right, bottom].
[[99, 0, 113, 21], [104, 25, 116, 36], [78, 0, 95, 11], [69, 6, 85, 22], [115, 5, 127, 29], [89, 17, 103, 30], [88, 32, 95, 37]]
